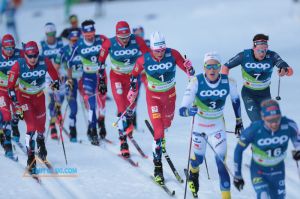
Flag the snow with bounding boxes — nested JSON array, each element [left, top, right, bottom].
[[0, 0, 300, 198]]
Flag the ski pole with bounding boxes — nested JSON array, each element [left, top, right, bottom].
[[275, 76, 281, 101], [184, 115, 195, 199], [112, 101, 135, 127], [54, 93, 68, 165], [204, 157, 210, 179], [201, 132, 234, 177]]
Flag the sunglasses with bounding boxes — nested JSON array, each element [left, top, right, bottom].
[[26, 54, 38, 59], [204, 63, 221, 70], [265, 117, 281, 124], [153, 48, 166, 53], [3, 46, 15, 51], [46, 32, 56, 37], [256, 48, 267, 54]]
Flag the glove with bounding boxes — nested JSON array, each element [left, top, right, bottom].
[[233, 176, 244, 191], [98, 76, 107, 94], [14, 103, 24, 120], [127, 89, 138, 104], [125, 108, 134, 120], [235, 118, 244, 136], [183, 59, 195, 76], [50, 80, 60, 91], [292, 150, 300, 161], [278, 67, 288, 77], [179, 106, 198, 117], [66, 79, 73, 91], [8, 89, 17, 102]]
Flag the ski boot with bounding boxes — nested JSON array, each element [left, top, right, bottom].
[[36, 134, 47, 161], [0, 129, 4, 148], [98, 117, 106, 139], [69, 126, 77, 142], [3, 129, 13, 158], [153, 159, 164, 185], [11, 118, 20, 142], [119, 135, 130, 158], [188, 168, 199, 198], [87, 128, 92, 141], [26, 132, 37, 175], [90, 128, 99, 145], [50, 118, 58, 139]]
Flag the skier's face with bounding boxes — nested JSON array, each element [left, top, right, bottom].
[[263, 115, 281, 132], [25, 53, 39, 65], [2, 46, 15, 57], [117, 34, 130, 46], [253, 44, 268, 61], [46, 32, 56, 45], [152, 48, 166, 61], [83, 31, 95, 42], [204, 59, 221, 81]]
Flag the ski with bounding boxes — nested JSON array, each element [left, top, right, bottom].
[[184, 169, 198, 198], [30, 174, 42, 184], [145, 120, 184, 183], [127, 133, 148, 158], [118, 154, 139, 167], [13, 140, 27, 154], [150, 176, 175, 197]]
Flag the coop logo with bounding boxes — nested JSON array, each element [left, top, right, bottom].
[[257, 135, 288, 146], [245, 63, 271, 70], [21, 70, 46, 78], [0, 60, 17, 67], [73, 55, 81, 62], [81, 45, 101, 54], [44, 49, 60, 56], [199, 89, 227, 97], [113, 49, 138, 56], [148, 62, 173, 71]]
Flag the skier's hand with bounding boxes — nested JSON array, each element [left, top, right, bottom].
[[233, 176, 244, 191], [179, 107, 198, 117], [50, 80, 60, 91], [125, 108, 134, 120], [235, 118, 244, 136], [292, 150, 300, 161], [127, 89, 138, 104], [66, 79, 73, 91], [183, 59, 195, 76], [14, 103, 24, 120], [8, 89, 17, 102], [98, 76, 107, 94]]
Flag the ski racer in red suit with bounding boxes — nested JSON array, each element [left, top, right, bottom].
[[7, 41, 59, 174], [127, 31, 195, 184]]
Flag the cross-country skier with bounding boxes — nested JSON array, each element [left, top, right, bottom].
[[127, 31, 195, 184], [68, 19, 108, 145], [233, 99, 300, 199], [179, 52, 243, 198], [222, 34, 293, 122], [56, 28, 82, 142], [60, 14, 81, 41], [98, 21, 149, 157], [132, 25, 150, 47], [40, 22, 64, 140], [7, 41, 59, 174], [0, 34, 23, 158]]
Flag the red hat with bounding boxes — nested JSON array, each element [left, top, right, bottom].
[[24, 41, 39, 55], [116, 21, 131, 37], [1, 34, 15, 47]]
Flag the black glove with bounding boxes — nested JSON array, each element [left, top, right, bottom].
[[235, 118, 244, 136], [125, 108, 134, 120], [233, 176, 245, 191], [8, 89, 17, 102], [98, 76, 107, 94], [51, 80, 60, 91], [130, 76, 137, 91], [292, 150, 300, 161]]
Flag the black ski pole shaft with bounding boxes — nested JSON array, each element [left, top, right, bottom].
[[204, 157, 210, 179], [145, 120, 184, 183], [201, 133, 234, 177], [184, 115, 195, 199], [296, 161, 300, 180], [276, 76, 281, 101]]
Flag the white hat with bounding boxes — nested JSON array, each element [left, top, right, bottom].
[[204, 52, 221, 64], [150, 31, 166, 50], [45, 22, 56, 33]]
